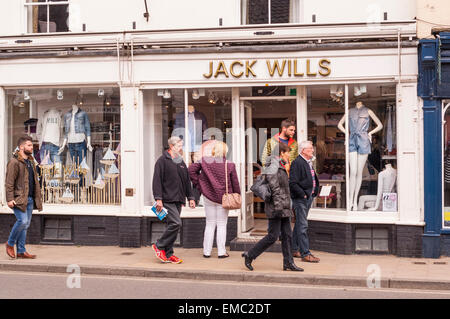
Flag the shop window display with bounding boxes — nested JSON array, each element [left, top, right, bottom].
[[6, 87, 121, 205], [153, 88, 232, 207], [308, 84, 397, 212]]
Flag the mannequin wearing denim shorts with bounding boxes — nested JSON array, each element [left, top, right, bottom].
[[58, 104, 93, 163], [338, 101, 383, 211]]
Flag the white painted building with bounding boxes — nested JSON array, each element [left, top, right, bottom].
[[0, 0, 415, 35], [0, 0, 424, 256]]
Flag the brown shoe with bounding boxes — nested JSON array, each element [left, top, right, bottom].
[[16, 252, 36, 259], [302, 254, 320, 263], [5, 242, 15, 259], [292, 251, 301, 258]]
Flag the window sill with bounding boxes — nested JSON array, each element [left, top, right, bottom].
[[309, 208, 408, 225]]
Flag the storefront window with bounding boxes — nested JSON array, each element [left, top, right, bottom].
[[145, 88, 232, 207], [241, 0, 300, 25], [308, 85, 347, 210], [443, 102, 450, 227], [6, 87, 121, 205], [26, 0, 69, 33], [308, 84, 397, 212]]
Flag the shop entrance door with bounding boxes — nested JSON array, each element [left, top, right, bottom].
[[239, 96, 297, 235], [240, 101, 255, 232]]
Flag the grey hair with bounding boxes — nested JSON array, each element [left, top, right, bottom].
[[298, 140, 313, 154], [168, 136, 182, 146]]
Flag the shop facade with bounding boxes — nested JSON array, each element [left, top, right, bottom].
[[418, 30, 450, 258], [0, 22, 424, 256]]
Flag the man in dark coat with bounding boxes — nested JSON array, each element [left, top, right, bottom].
[[5, 135, 43, 259], [152, 136, 196, 264], [289, 140, 320, 263]]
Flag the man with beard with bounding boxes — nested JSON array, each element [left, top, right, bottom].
[[152, 136, 196, 264], [5, 135, 43, 259], [261, 119, 298, 166]]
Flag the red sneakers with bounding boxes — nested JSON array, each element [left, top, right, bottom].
[[167, 255, 183, 264], [152, 244, 169, 263]]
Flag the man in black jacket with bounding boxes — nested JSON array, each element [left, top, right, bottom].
[[152, 136, 196, 264], [289, 140, 320, 263]]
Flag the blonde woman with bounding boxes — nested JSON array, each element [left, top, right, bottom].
[[189, 141, 240, 258]]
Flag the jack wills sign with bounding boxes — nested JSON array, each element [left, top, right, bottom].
[[203, 59, 331, 79]]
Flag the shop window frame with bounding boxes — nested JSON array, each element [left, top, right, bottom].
[[3, 86, 122, 208], [306, 83, 399, 214], [442, 100, 450, 230]]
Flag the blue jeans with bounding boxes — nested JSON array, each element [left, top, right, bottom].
[[291, 197, 313, 257], [7, 197, 34, 254], [40, 142, 60, 164], [68, 140, 87, 166]]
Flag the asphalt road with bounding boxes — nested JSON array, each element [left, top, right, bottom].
[[1, 271, 450, 299]]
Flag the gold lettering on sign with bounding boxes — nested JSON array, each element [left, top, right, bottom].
[[266, 60, 287, 77], [319, 59, 331, 76], [294, 60, 304, 76], [230, 61, 244, 78], [306, 59, 317, 76], [203, 61, 213, 78], [214, 61, 229, 78], [202, 59, 331, 79], [246, 60, 257, 77]]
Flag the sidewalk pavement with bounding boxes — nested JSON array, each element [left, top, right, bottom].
[[1, 244, 450, 291]]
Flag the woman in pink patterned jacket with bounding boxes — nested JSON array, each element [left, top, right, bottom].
[[188, 141, 240, 258]]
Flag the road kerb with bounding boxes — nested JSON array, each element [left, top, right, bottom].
[[0, 261, 448, 291]]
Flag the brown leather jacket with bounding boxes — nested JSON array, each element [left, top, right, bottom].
[[5, 151, 43, 212]]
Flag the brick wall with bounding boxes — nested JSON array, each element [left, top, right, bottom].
[[441, 234, 450, 256], [395, 225, 423, 258], [308, 220, 353, 254], [73, 216, 119, 246]]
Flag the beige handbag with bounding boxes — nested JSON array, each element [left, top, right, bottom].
[[222, 160, 242, 210]]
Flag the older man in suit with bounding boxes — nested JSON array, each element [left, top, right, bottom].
[[289, 140, 320, 263]]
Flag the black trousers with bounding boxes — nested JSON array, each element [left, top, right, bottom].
[[156, 202, 182, 258], [247, 217, 294, 265]]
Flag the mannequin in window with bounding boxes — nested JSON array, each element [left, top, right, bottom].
[[174, 105, 207, 162], [37, 107, 62, 164], [338, 101, 383, 211], [358, 163, 397, 211], [58, 104, 93, 166]]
